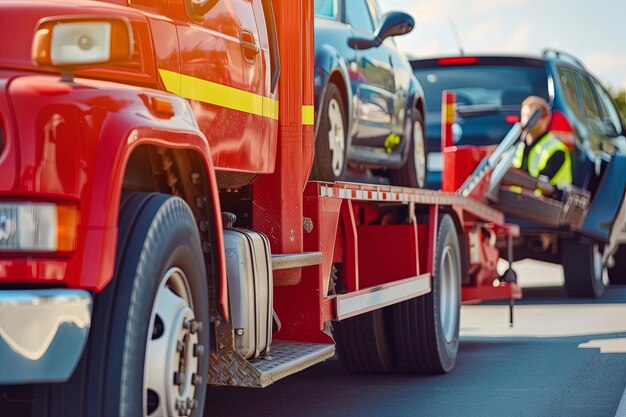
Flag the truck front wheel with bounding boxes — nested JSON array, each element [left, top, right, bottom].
[[35, 193, 210, 417]]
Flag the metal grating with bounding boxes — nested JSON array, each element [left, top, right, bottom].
[[208, 332, 335, 388]]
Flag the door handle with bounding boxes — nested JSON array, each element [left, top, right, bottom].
[[240, 29, 260, 63]]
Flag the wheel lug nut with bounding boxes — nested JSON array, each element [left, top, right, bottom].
[[190, 320, 202, 333], [173, 372, 186, 385], [193, 344, 205, 357], [192, 373, 203, 386]]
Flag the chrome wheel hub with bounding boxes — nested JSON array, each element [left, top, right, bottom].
[[327, 98, 346, 178], [145, 268, 204, 417], [439, 245, 459, 343], [413, 120, 426, 187]]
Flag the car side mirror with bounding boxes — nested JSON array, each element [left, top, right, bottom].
[[348, 11, 414, 50], [375, 11, 415, 42], [185, 0, 218, 21]]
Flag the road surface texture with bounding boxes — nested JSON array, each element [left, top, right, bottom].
[[205, 261, 626, 417]]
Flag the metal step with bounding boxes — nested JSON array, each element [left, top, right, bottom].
[[271, 252, 323, 271], [209, 340, 335, 388]]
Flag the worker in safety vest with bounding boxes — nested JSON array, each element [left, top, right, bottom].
[[513, 96, 572, 187]]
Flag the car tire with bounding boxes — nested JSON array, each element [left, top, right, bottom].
[[608, 245, 626, 285], [563, 239, 605, 298], [34, 193, 210, 417], [311, 83, 347, 182], [333, 308, 397, 374], [392, 214, 461, 374], [391, 110, 427, 188]]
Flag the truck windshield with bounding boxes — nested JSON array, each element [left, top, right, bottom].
[[414, 65, 550, 112]]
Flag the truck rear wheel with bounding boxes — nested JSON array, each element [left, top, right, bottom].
[[34, 193, 210, 417], [333, 308, 397, 374], [392, 214, 461, 374], [563, 239, 605, 298], [608, 245, 626, 285]]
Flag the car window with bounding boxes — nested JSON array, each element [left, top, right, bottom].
[[593, 80, 623, 136], [345, 0, 375, 33], [557, 68, 584, 118], [314, 0, 339, 19], [575, 74, 603, 129]]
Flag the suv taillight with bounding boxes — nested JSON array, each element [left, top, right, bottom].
[[549, 110, 575, 149]]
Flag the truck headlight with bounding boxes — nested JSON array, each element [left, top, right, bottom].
[[0, 204, 78, 252], [32, 16, 133, 69]]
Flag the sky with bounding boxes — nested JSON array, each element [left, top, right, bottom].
[[379, 0, 626, 92]]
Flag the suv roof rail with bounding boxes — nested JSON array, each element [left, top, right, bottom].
[[542, 48, 586, 70]]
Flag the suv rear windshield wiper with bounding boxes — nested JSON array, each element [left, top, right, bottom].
[[456, 104, 516, 116]]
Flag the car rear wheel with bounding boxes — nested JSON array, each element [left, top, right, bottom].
[[391, 110, 426, 188], [311, 83, 347, 182], [563, 239, 605, 298]]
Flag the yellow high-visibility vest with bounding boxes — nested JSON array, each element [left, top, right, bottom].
[[513, 132, 573, 187]]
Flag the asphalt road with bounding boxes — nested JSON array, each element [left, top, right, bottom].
[[205, 261, 626, 417]]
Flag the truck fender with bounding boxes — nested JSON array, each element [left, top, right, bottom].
[[79, 92, 228, 319]]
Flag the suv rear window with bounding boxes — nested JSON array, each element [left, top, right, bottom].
[[414, 65, 550, 112]]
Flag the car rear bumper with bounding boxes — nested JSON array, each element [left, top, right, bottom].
[[0, 289, 92, 384]]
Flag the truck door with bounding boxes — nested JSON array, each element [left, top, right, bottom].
[[166, 0, 273, 175]]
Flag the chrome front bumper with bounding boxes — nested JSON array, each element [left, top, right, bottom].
[[0, 289, 92, 384]]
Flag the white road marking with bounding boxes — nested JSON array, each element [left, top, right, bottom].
[[616, 385, 626, 417], [461, 304, 626, 338], [578, 338, 626, 353]]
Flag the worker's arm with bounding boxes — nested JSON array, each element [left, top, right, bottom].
[[538, 150, 566, 180]]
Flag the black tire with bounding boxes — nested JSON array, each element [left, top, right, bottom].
[[392, 214, 461, 374], [333, 308, 397, 374], [34, 193, 210, 417], [563, 239, 605, 298], [311, 83, 348, 182], [608, 245, 626, 285], [391, 110, 427, 188]]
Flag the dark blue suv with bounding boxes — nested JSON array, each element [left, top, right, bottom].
[[313, 0, 426, 187], [412, 51, 626, 298]]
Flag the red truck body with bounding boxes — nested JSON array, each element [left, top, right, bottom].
[[0, 0, 520, 415]]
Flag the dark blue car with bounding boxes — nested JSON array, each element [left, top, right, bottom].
[[312, 0, 427, 187]]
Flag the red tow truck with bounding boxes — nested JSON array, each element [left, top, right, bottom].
[[0, 1, 521, 416]]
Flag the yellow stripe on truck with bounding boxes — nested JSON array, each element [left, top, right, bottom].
[[302, 105, 315, 125], [158, 69, 279, 120]]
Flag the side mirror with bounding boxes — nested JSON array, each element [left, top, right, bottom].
[[375, 11, 415, 42], [348, 11, 415, 50], [185, 0, 218, 21]]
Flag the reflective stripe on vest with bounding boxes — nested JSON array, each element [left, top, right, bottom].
[[512, 133, 572, 187]]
